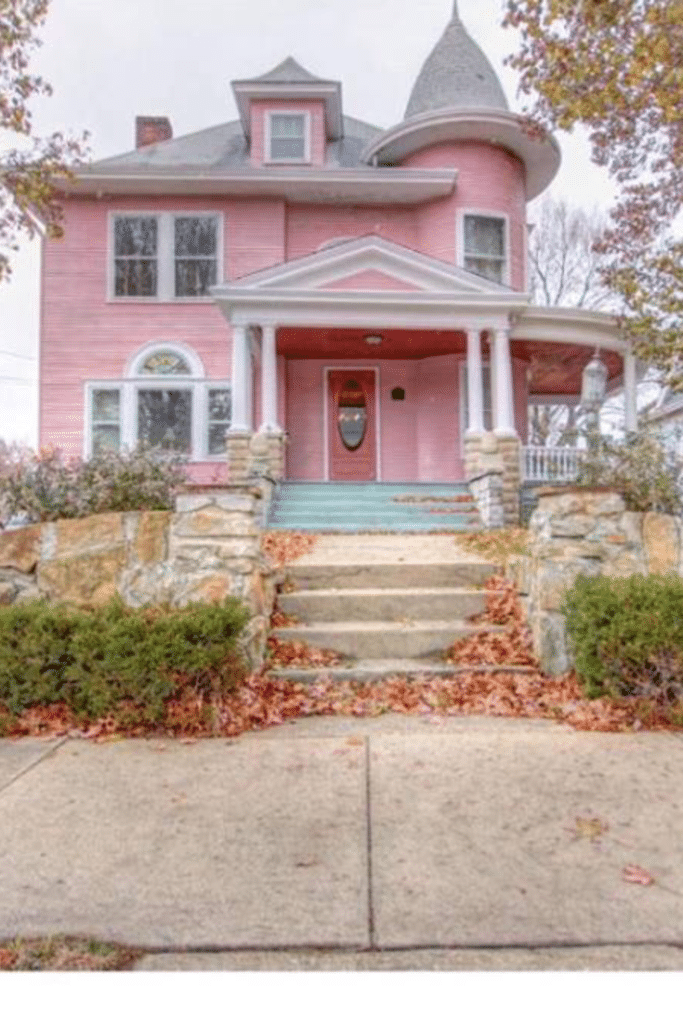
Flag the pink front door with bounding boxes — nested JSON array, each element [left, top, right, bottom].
[[328, 370, 377, 481]]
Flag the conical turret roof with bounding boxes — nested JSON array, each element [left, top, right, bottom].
[[405, 1, 508, 119]]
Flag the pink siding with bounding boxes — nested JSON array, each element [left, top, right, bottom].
[[39, 196, 287, 460], [284, 357, 463, 482], [285, 205, 419, 262], [325, 269, 420, 291], [250, 99, 326, 168], [402, 142, 527, 290]]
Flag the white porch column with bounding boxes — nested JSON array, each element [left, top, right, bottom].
[[624, 349, 638, 433], [491, 326, 517, 437], [259, 323, 280, 432], [228, 323, 251, 432], [466, 327, 485, 435]]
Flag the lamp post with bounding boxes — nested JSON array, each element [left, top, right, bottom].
[[581, 350, 608, 454]]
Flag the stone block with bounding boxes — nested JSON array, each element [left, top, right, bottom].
[[0, 524, 42, 573], [134, 511, 171, 564], [174, 573, 235, 606], [603, 551, 648, 578], [536, 558, 601, 612], [549, 514, 595, 539], [38, 551, 126, 606], [532, 611, 571, 677], [173, 507, 258, 538], [53, 514, 125, 559], [171, 538, 260, 562], [643, 513, 680, 576]]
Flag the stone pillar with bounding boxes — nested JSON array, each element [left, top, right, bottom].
[[492, 327, 516, 438], [466, 327, 485, 436], [497, 434, 522, 525], [624, 349, 638, 433], [259, 324, 280, 432], [226, 432, 253, 484]]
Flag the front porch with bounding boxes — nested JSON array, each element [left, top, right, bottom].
[[211, 236, 635, 523]]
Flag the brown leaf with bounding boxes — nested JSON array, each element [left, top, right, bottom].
[[622, 864, 655, 886]]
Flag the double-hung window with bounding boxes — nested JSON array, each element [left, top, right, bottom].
[[267, 112, 309, 163], [463, 214, 507, 284], [87, 345, 231, 461], [111, 213, 221, 300]]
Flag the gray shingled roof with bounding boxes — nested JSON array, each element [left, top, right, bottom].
[[250, 56, 332, 85], [405, 1, 508, 119], [87, 115, 381, 174]]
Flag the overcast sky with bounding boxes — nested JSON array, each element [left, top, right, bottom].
[[0, 0, 617, 445]]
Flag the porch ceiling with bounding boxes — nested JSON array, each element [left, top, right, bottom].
[[514, 340, 623, 397], [277, 326, 467, 360]]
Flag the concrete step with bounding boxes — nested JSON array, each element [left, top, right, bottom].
[[271, 620, 503, 660], [268, 523, 481, 533], [283, 562, 498, 591], [279, 586, 491, 623], [266, 659, 536, 683]]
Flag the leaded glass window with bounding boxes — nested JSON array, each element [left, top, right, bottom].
[[91, 388, 121, 454], [114, 216, 158, 296], [137, 389, 192, 452], [140, 351, 192, 376], [269, 113, 307, 161], [174, 216, 218, 297], [464, 215, 506, 284]]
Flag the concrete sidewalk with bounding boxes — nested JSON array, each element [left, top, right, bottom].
[[1, 715, 683, 970]]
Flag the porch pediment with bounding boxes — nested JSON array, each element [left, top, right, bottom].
[[222, 235, 516, 296]]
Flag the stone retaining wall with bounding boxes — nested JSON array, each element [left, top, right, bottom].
[[508, 488, 683, 676], [0, 488, 278, 668]]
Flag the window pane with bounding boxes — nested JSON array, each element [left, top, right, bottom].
[[115, 258, 157, 297], [141, 351, 191, 375], [115, 217, 157, 257], [270, 137, 305, 160], [92, 389, 120, 423], [208, 388, 231, 455], [209, 388, 231, 422], [92, 425, 120, 455], [175, 259, 217, 297], [271, 114, 305, 138], [464, 216, 504, 257], [137, 389, 192, 452], [175, 217, 217, 258], [465, 256, 504, 284]]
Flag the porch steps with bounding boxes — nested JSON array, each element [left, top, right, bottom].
[[267, 534, 504, 678], [267, 482, 481, 532]]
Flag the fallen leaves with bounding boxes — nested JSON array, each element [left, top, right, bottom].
[[458, 528, 529, 564], [266, 636, 345, 668], [622, 864, 655, 886], [262, 531, 317, 568], [568, 817, 610, 842]]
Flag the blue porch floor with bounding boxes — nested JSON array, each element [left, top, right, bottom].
[[266, 482, 481, 532]]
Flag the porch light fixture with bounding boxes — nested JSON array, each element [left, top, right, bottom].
[[364, 334, 383, 346], [581, 349, 608, 409]]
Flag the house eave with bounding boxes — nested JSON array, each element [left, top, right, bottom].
[[362, 109, 561, 201], [54, 168, 458, 205], [513, 306, 625, 352]]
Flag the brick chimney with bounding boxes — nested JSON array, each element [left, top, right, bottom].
[[135, 116, 173, 149]]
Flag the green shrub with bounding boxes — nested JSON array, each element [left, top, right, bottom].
[[0, 597, 249, 723], [576, 431, 683, 514], [562, 574, 683, 704], [0, 445, 186, 525]]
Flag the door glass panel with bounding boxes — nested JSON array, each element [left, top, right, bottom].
[[337, 378, 367, 451]]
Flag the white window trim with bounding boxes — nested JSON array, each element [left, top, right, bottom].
[[108, 211, 223, 303], [458, 358, 493, 453], [85, 343, 231, 461], [264, 110, 312, 165], [456, 209, 510, 287]]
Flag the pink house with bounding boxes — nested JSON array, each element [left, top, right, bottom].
[[41, 2, 636, 521]]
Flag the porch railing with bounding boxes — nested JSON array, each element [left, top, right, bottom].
[[521, 446, 581, 484]]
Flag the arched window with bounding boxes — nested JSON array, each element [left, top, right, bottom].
[[86, 342, 231, 460]]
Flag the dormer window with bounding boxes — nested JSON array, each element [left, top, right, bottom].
[[463, 214, 507, 284], [266, 112, 310, 163]]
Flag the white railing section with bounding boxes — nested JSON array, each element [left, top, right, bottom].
[[522, 446, 581, 483]]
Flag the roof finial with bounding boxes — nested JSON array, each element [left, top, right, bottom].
[[451, 0, 461, 21]]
